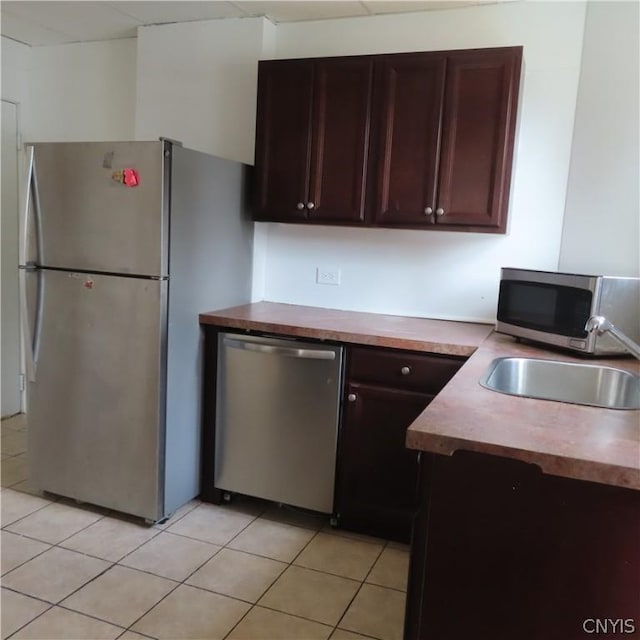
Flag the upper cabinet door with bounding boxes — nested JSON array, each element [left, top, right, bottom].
[[371, 54, 446, 226], [308, 58, 373, 223], [435, 48, 522, 231], [254, 60, 314, 221]]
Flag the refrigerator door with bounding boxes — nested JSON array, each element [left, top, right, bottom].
[[27, 268, 167, 521], [30, 141, 169, 276]]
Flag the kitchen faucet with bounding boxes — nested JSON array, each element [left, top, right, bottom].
[[585, 316, 640, 360]]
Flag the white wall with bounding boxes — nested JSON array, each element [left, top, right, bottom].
[[135, 17, 276, 164], [26, 38, 137, 142], [256, 2, 587, 322], [559, 1, 639, 277]]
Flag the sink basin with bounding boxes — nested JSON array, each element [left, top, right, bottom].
[[480, 357, 640, 410]]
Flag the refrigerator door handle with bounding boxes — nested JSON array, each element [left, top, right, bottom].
[[19, 266, 40, 382]]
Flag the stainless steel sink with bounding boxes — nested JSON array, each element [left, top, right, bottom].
[[480, 357, 640, 410]]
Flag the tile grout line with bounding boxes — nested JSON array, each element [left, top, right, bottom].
[[120, 502, 270, 636], [2, 590, 55, 640], [3, 482, 407, 639], [331, 539, 389, 638], [221, 524, 325, 640]]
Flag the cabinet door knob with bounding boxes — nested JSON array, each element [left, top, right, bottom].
[[435, 207, 445, 217], [306, 202, 315, 210], [347, 393, 357, 402], [401, 366, 411, 375], [296, 202, 305, 210], [424, 207, 433, 216]]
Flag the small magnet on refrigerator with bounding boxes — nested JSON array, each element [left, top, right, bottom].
[[84, 279, 94, 289], [123, 168, 139, 187]]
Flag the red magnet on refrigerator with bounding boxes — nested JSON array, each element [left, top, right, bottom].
[[123, 168, 139, 187]]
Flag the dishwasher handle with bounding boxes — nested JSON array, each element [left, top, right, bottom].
[[223, 337, 336, 361]]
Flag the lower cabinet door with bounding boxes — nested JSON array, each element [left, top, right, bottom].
[[336, 382, 431, 542]]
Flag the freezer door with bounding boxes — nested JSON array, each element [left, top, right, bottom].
[[27, 269, 166, 521], [30, 142, 169, 276]]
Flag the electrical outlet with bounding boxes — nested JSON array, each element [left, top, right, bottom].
[[316, 267, 341, 286]]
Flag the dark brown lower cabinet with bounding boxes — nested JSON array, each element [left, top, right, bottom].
[[336, 383, 430, 542], [405, 451, 640, 640], [335, 346, 465, 543]]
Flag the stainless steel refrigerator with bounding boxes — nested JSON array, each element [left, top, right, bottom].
[[19, 140, 253, 522]]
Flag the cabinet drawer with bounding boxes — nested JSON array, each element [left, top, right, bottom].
[[348, 346, 464, 393]]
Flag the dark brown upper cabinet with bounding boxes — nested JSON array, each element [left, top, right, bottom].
[[372, 48, 521, 231], [254, 46, 522, 232], [371, 53, 446, 226], [254, 57, 373, 223]]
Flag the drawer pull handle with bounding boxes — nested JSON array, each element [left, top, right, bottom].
[[401, 366, 411, 376], [347, 393, 357, 402], [296, 202, 305, 210]]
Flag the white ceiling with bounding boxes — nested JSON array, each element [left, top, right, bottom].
[[1, 1, 515, 47]]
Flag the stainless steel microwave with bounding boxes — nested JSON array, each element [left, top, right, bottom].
[[496, 268, 640, 356]]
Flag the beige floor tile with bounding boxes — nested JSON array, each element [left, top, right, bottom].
[[61, 565, 177, 628], [153, 499, 200, 530], [294, 532, 383, 581], [131, 584, 250, 640], [1, 414, 27, 432], [2, 546, 110, 603], [6, 501, 104, 544], [330, 630, 377, 640], [365, 547, 410, 591], [1, 454, 28, 487], [7, 479, 50, 498], [117, 632, 152, 639], [227, 518, 315, 562], [1, 531, 50, 575], [1, 430, 27, 456], [166, 503, 255, 545], [258, 565, 360, 626], [260, 504, 327, 531], [339, 584, 406, 640], [11, 606, 123, 639], [121, 531, 221, 581], [227, 605, 332, 640], [1, 588, 50, 639], [187, 547, 287, 603], [0, 488, 52, 527], [60, 515, 159, 561]]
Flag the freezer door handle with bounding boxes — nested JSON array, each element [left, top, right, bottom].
[[19, 146, 35, 267], [223, 337, 336, 361], [19, 145, 43, 268]]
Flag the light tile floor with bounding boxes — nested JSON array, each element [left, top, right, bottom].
[[1, 414, 409, 640]]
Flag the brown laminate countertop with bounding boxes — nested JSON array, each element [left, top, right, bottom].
[[199, 302, 492, 356], [406, 332, 640, 490], [200, 302, 640, 490]]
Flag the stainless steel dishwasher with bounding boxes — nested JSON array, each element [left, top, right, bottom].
[[214, 333, 344, 513]]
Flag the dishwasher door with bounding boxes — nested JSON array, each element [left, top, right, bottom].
[[214, 333, 344, 513]]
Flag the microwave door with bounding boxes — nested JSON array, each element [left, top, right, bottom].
[[496, 279, 593, 351]]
